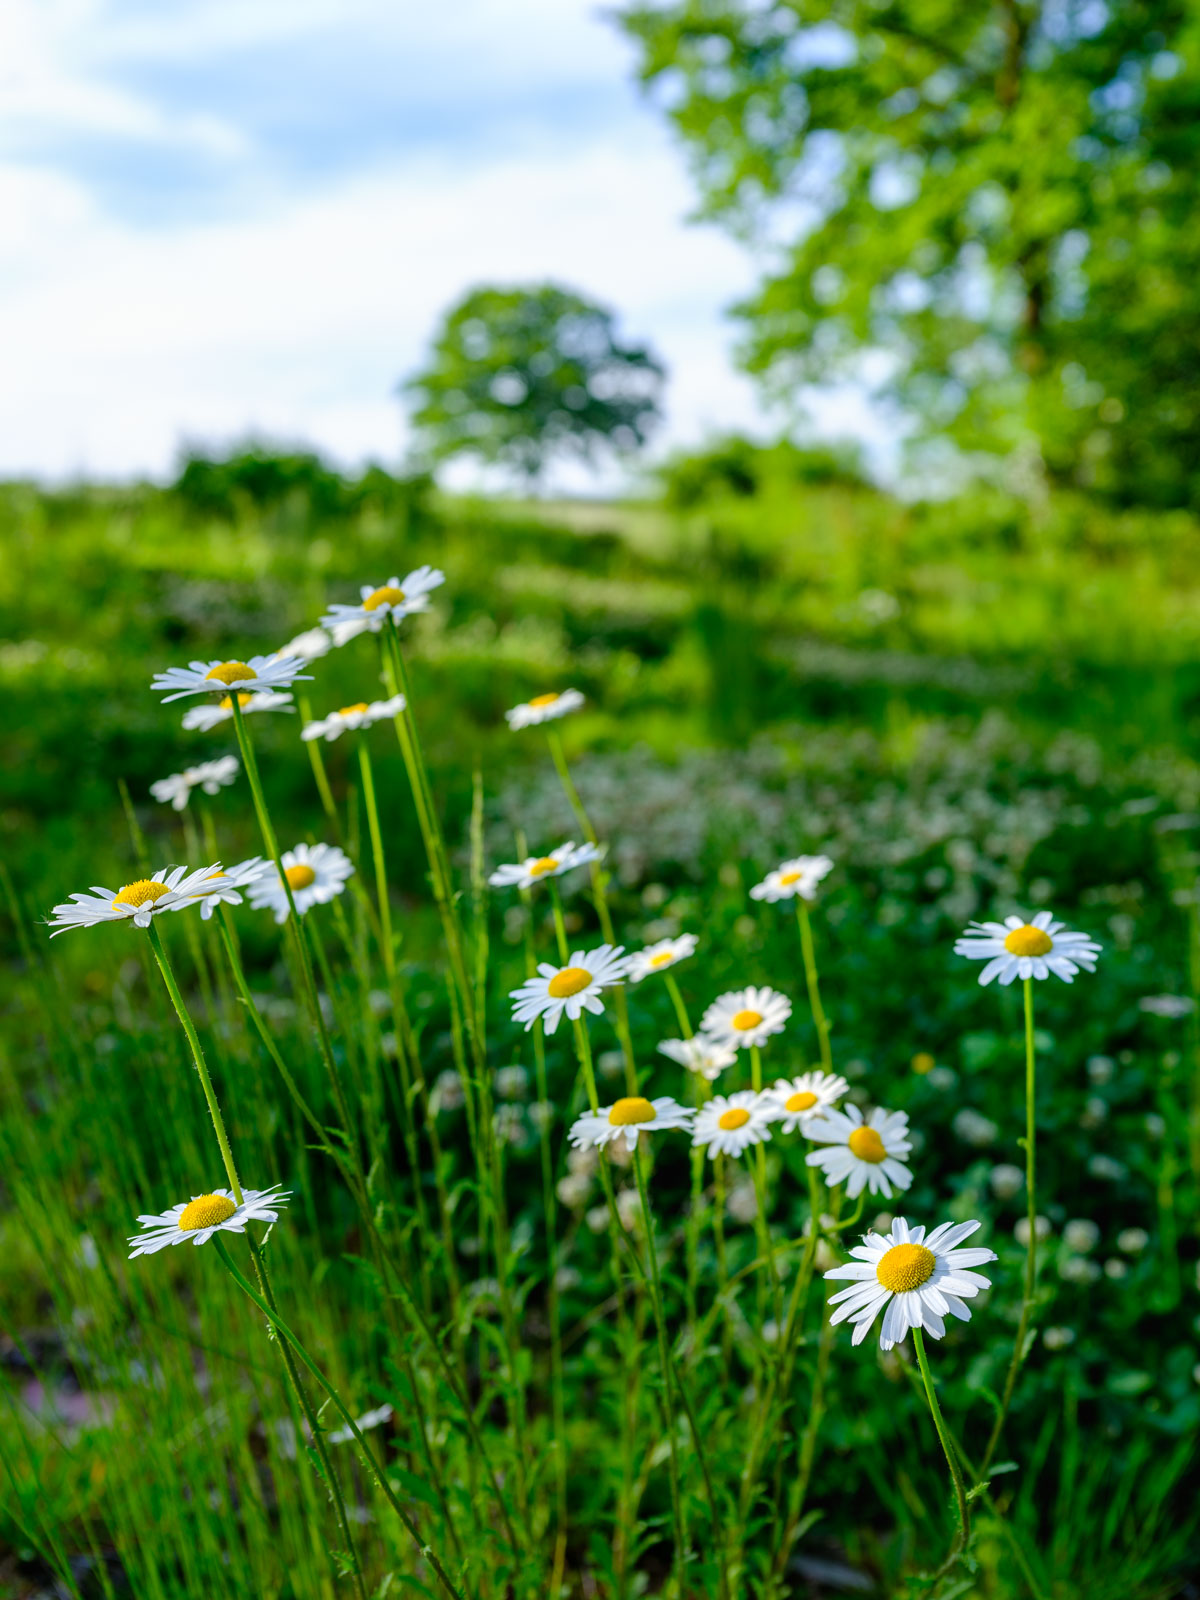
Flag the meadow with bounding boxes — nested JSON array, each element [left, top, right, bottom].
[[2, 453, 1199, 1600]]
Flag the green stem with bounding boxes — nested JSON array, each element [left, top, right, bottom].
[[664, 971, 692, 1039], [913, 1326, 970, 1564], [749, 1045, 781, 1332], [796, 901, 832, 1073]]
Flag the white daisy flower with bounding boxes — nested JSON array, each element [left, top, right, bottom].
[[625, 934, 698, 982], [246, 843, 355, 924], [824, 1217, 996, 1350], [508, 945, 628, 1034], [319, 567, 446, 640], [692, 1090, 776, 1159], [128, 1186, 290, 1257], [300, 695, 406, 743], [657, 1036, 737, 1082], [189, 857, 270, 920], [763, 1070, 850, 1134], [568, 1095, 693, 1151], [151, 654, 310, 703], [47, 864, 224, 935], [150, 755, 239, 812], [750, 855, 834, 904], [181, 690, 294, 732], [504, 689, 585, 730], [700, 986, 792, 1051], [805, 1104, 913, 1199], [953, 911, 1102, 986], [279, 627, 333, 661], [488, 840, 600, 891]]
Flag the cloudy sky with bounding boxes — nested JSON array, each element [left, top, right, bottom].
[[0, 0, 880, 486]]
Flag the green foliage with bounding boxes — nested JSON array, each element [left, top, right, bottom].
[[658, 433, 866, 507]]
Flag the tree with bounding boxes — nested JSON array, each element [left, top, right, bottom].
[[405, 284, 666, 482], [618, 2, 1200, 507]]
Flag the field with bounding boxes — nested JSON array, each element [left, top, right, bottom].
[[2, 459, 1199, 1600]]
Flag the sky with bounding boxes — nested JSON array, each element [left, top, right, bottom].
[[0, 0, 882, 488]]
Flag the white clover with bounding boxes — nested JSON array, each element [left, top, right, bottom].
[[824, 1217, 996, 1350], [301, 695, 406, 742], [568, 1095, 694, 1151], [625, 934, 698, 983], [953, 910, 1101, 986], [319, 568, 445, 641], [504, 689, 585, 730], [181, 690, 295, 732], [128, 1186, 290, 1257], [763, 1070, 849, 1135], [700, 986, 792, 1051], [488, 840, 600, 891], [150, 756, 239, 812], [805, 1104, 913, 1198], [279, 627, 333, 662], [151, 655, 310, 703], [188, 858, 269, 920], [750, 855, 834, 904], [508, 945, 628, 1034], [657, 1035, 738, 1082], [48, 864, 225, 935], [692, 1090, 776, 1159], [247, 843, 355, 924]]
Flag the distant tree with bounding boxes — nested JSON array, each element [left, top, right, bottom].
[[405, 285, 666, 481]]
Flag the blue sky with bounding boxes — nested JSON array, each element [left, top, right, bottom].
[[0, 0, 880, 485]]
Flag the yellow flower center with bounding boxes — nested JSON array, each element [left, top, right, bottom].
[[111, 879, 170, 911], [205, 661, 256, 686], [649, 950, 675, 968], [218, 692, 254, 710], [608, 1097, 656, 1126], [848, 1126, 887, 1163], [778, 870, 804, 886], [786, 1090, 819, 1113], [337, 702, 370, 717], [731, 1009, 763, 1031], [178, 1193, 237, 1232], [876, 1242, 936, 1293], [1003, 924, 1054, 957], [528, 856, 560, 877], [528, 692, 560, 707], [363, 585, 405, 610], [285, 864, 317, 890], [911, 1051, 936, 1075], [547, 966, 592, 998], [718, 1107, 751, 1131]]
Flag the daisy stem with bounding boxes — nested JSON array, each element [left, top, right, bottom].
[[749, 1045, 782, 1332], [547, 878, 570, 962], [796, 901, 833, 1073], [297, 694, 344, 840], [713, 1152, 732, 1367], [145, 920, 243, 1205], [664, 971, 692, 1039], [912, 1326, 970, 1559]]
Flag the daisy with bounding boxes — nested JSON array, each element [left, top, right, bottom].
[[568, 1095, 694, 1151], [190, 858, 269, 920], [151, 654, 310, 703], [247, 843, 355, 924], [626, 934, 698, 983], [508, 945, 628, 1034], [954, 911, 1102, 986], [700, 986, 792, 1051], [692, 1090, 776, 1159], [505, 689, 585, 730], [763, 1070, 850, 1134], [488, 840, 600, 891], [181, 690, 294, 732], [824, 1217, 996, 1350], [805, 1104, 913, 1198], [750, 855, 834, 904], [300, 695, 406, 742], [319, 567, 445, 640], [657, 1036, 737, 1082], [47, 864, 224, 935], [279, 627, 333, 661], [150, 755, 239, 812], [128, 1186, 290, 1256]]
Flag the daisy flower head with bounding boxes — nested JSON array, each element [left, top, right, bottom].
[[150, 755, 239, 811], [301, 695, 406, 742], [151, 654, 310, 703], [954, 910, 1102, 986], [247, 843, 355, 924], [488, 840, 601, 892], [505, 688, 585, 731], [319, 567, 446, 641], [626, 934, 698, 983], [279, 627, 333, 662], [805, 1104, 913, 1199], [48, 864, 224, 936], [700, 986, 792, 1052], [508, 945, 628, 1034], [764, 1070, 850, 1135], [569, 1095, 693, 1152], [824, 1217, 996, 1350], [693, 1090, 776, 1159], [750, 855, 834, 904], [128, 1185, 290, 1257], [657, 1035, 738, 1082], [181, 690, 294, 732], [190, 857, 269, 920]]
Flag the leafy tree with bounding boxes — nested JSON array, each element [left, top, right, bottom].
[[405, 284, 665, 481], [618, 2, 1200, 507]]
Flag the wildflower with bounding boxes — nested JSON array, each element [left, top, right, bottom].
[[279, 627, 333, 661], [320, 567, 445, 641], [1139, 994, 1195, 1018], [750, 855, 834, 904], [657, 1035, 737, 1082], [300, 696, 406, 742], [1117, 1227, 1149, 1254], [494, 1065, 530, 1099], [953, 910, 1101, 986], [988, 1163, 1024, 1199], [150, 756, 239, 811], [128, 1186, 289, 1256], [1014, 1215, 1052, 1245], [190, 858, 269, 920], [911, 1051, 936, 1074], [1063, 1219, 1100, 1253], [805, 1105, 913, 1198], [700, 986, 792, 1051], [692, 1091, 776, 1159], [329, 1404, 393, 1445], [569, 1095, 693, 1151], [505, 688, 585, 730], [824, 1217, 996, 1350], [182, 690, 295, 732], [488, 840, 600, 891], [952, 1108, 999, 1147], [508, 945, 627, 1034], [247, 843, 355, 924], [763, 1070, 849, 1135], [48, 864, 224, 935], [1103, 1257, 1128, 1280], [431, 1070, 465, 1114], [151, 655, 310, 703], [1043, 1325, 1076, 1349], [625, 933, 698, 982]]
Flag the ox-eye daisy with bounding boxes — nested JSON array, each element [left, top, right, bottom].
[[182, 690, 294, 732], [189, 858, 269, 920], [805, 1104, 913, 1198], [508, 945, 627, 1034], [692, 1090, 776, 1159], [569, 1095, 693, 1151], [150, 756, 239, 811], [750, 855, 834, 904], [128, 1186, 290, 1256], [764, 1070, 850, 1135], [701, 986, 792, 1051], [488, 840, 600, 892], [319, 567, 445, 640], [247, 843, 355, 924], [954, 910, 1101, 986], [505, 689, 585, 730], [626, 934, 698, 983], [279, 627, 333, 662], [657, 1036, 737, 1082], [301, 695, 406, 742], [151, 655, 310, 703], [824, 1217, 996, 1349], [48, 864, 223, 935]]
